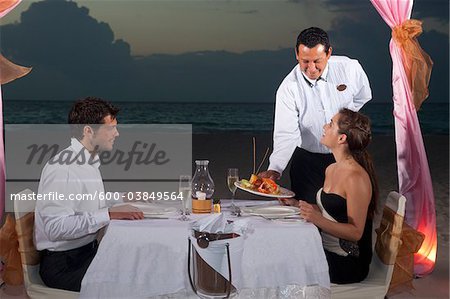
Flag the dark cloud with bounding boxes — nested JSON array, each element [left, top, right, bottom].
[[0, 0, 293, 102], [328, 6, 392, 103], [240, 10, 258, 14], [416, 29, 449, 103], [322, 0, 369, 12], [128, 49, 293, 102], [324, 0, 449, 24], [0, 0, 447, 104], [413, 0, 449, 23], [1, 0, 133, 100], [327, 1, 448, 104]]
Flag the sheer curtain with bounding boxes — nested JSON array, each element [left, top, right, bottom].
[[0, 0, 24, 222], [370, 0, 436, 276]]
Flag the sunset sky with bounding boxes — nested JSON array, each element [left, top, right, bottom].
[[3, 0, 447, 55], [0, 0, 448, 102]]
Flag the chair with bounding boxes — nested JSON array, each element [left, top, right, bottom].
[[13, 189, 79, 299], [331, 191, 406, 299]]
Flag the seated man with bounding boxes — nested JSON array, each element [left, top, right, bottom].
[[34, 97, 144, 292]]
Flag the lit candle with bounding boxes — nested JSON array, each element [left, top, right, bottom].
[[196, 191, 206, 201]]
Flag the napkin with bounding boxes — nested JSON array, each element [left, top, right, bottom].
[[191, 213, 227, 234], [191, 213, 251, 235]]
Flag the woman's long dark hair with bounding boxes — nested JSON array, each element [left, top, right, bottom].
[[337, 108, 378, 219]]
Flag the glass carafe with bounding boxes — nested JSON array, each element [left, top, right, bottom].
[[191, 160, 215, 213]]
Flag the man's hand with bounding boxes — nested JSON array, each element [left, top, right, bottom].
[[109, 204, 144, 220], [122, 191, 146, 202], [258, 170, 280, 180]]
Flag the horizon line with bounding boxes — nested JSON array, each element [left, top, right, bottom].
[[2, 99, 449, 105]]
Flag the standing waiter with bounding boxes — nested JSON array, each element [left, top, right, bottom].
[[259, 27, 372, 204]]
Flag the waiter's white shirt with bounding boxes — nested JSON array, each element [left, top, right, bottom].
[[35, 138, 111, 251], [268, 56, 372, 175]]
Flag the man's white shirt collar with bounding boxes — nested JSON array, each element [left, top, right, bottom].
[[301, 63, 329, 87], [70, 138, 101, 168]]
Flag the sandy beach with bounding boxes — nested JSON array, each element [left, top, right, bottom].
[[193, 132, 449, 298]]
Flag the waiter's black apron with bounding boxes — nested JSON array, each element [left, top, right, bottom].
[[289, 147, 335, 204]]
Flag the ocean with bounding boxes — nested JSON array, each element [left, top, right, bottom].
[[3, 100, 448, 135]]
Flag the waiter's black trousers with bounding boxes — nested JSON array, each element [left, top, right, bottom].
[[290, 147, 335, 204], [39, 240, 98, 292]]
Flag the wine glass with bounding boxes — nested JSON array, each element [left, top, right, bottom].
[[178, 175, 192, 221], [227, 168, 239, 215]]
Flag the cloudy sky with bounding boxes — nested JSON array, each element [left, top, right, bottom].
[[4, 0, 448, 55], [0, 0, 448, 102], [1, 1, 353, 55]]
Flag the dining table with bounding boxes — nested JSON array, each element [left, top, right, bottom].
[[79, 200, 331, 298]]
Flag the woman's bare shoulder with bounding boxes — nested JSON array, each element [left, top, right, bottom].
[[344, 166, 372, 200], [325, 162, 337, 174]]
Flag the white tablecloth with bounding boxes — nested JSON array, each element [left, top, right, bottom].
[[80, 200, 330, 298]]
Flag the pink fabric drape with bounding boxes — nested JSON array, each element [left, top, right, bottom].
[[0, 0, 21, 18], [0, 86, 5, 222], [370, 0, 437, 276], [0, 0, 24, 222]]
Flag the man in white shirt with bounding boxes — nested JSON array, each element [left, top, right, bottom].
[[34, 97, 144, 292], [260, 27, 372, 204]]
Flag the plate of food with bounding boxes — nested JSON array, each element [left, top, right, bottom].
[[235, 174, 295, 198]]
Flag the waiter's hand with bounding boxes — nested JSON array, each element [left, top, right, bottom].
[[258, 170, 280, 180], [109, 204, 144, 220]]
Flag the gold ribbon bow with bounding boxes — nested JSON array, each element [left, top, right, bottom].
[[392, 19, 433, 110], [375, 206, 404, 265], [0, 214, 23, 286]]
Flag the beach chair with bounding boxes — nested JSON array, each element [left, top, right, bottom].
[[331, 191, 406, 299], [14, 189, 79, 299]]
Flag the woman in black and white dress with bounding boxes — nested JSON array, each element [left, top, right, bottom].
[[282, 108, 378, 284]]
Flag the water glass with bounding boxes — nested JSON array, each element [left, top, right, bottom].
[[178, 175, 192, 221], [227, 168, 239, 215]]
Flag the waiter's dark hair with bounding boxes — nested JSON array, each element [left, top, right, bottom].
[[68, 97, 119, 139], [337, 108, 378, 219], [296, 27, 330, 54]]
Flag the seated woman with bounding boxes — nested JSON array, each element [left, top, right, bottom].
[[282, 108, 378, 284]]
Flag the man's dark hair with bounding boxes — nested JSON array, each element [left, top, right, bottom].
[[68, 97, 119, 139], [296, 27, 330, 54]]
